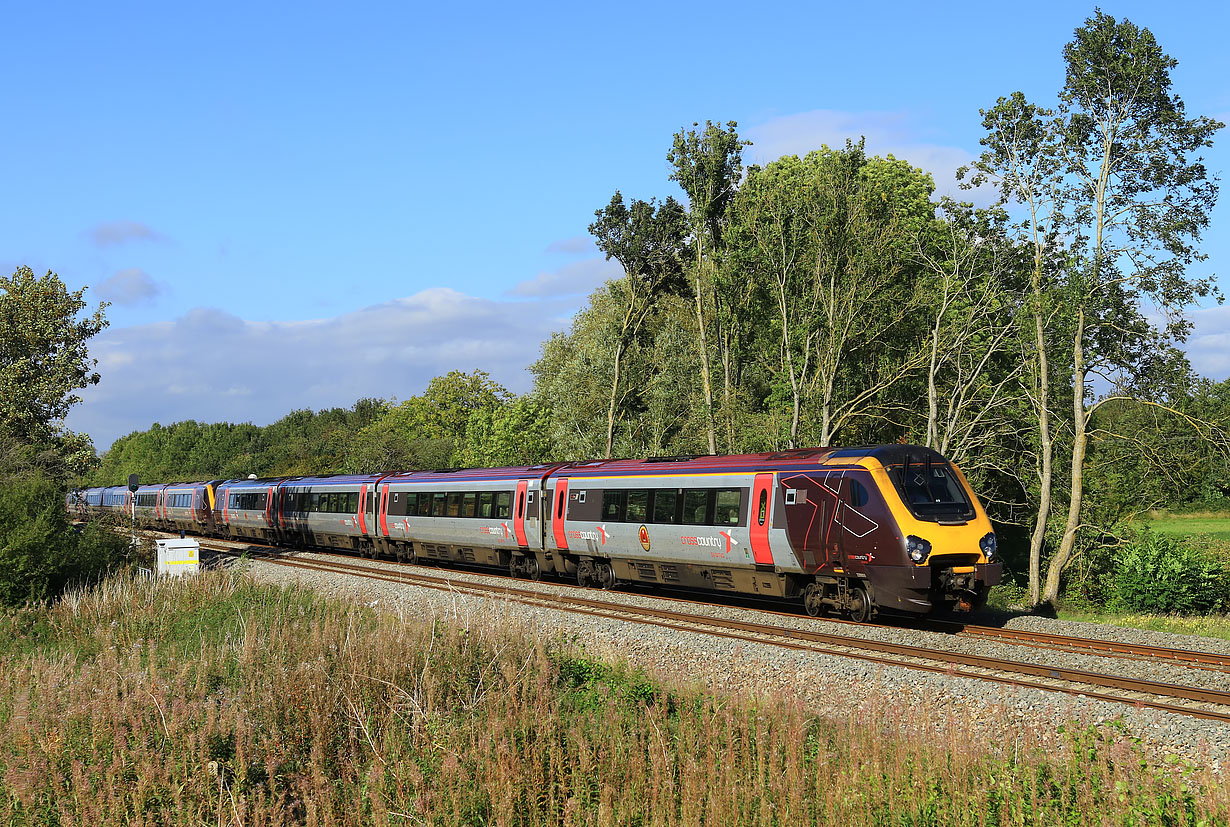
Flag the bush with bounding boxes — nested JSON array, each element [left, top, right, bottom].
[[1108, 528, 1229, 615], [0, 470, 129, 606]]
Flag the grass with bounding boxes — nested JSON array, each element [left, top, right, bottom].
[[1053, 607, 1230, 642], [1144, 509, 1230, 543], [1, 571, 1227, 826]]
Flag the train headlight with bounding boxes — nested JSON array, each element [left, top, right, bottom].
[[906, 535, 931, 564], [979, 532, 998, 561]]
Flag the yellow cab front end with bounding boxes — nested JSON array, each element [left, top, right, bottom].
[[861, 445, 1003, 614]]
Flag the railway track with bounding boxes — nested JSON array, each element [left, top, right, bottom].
[[201, 538, 1230, 724]]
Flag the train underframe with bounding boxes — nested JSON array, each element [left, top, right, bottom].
[[122, 516, 999, 621]]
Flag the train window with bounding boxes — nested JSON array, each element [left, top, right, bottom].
[[444, 492, 461, 517], [403, 492, 418, 517], [757, 490, 768, 526], [462, 492, 477, 518], [348, 492, 359, 513], [652, 490, 679, 524], [310, 493, 320, 512], [494, 491, 512, 519], [713, 487, 738, 526], [849, 479, 869, 508], [602, 490, 626, 522], [432, 492, 446, 517], [626, 490, 648, 523], [682, 490, 711, 525], [478, 491, 494, 518]]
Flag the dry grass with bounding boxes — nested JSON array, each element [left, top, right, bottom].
[[0, 571, 1226, 826]]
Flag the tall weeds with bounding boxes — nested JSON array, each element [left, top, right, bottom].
[[0, 571, 1225, 826]]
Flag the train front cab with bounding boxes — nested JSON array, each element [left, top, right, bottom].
[[850, 446, 1002, 617]]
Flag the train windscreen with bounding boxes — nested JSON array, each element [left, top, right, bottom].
[[885, 455, 975, 522]]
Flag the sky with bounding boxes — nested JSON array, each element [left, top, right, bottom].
[[3, 0, 1229, 451]]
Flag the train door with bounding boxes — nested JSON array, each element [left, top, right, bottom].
[[551, 477, 570, 550], [749, 473, 775, 566], [378, 483, 390, 538], [513, 480, 530, 547], [358, 484, 374, 535], [823, 474, 846, 569]]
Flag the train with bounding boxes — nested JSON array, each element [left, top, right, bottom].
[[70, 444, 1002, 621]]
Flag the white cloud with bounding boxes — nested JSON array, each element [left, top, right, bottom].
[[95, 268, 161, 305], [1185, 304, 1230, 380], [507, 256, 623, 298], [744, 110, 991, 202], [87, 220, 168, 247], [66, 288, 577, 450]]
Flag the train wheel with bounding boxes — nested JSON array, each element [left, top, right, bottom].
[[525, 555, 541, 581], [802, 584, 824, 618], [847, 586, 872, 623]]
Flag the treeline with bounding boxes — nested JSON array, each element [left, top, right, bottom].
[[92, 370, 554, 484]]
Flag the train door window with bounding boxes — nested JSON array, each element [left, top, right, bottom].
[[757, 490, 768, 526], [849, 479, 869, 508], [652, 489, 679, 524], [516, 491, 525, 520], [625, 490, 648, 523], [602, 490, 626, 522], [478, 491, 494, 518], [682, 489, 711, 525], [556, 489, 566, 520], [494, 491, 512, 519], [462, 492, 477, 518]]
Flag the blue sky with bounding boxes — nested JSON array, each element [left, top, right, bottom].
[[3, 0, 1228, 450]]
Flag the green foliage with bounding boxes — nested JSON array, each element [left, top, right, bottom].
[[347, 370, 514, 471], [0, 267, 109, 445], [459, 397, 552, 468], [0, 468, 128, 606], [1107, 529, 1228, 614]]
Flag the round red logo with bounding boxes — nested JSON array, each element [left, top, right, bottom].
[[638, 525, 651, 551]]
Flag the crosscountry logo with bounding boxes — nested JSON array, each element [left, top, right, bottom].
[[638, 525, 651, 551]]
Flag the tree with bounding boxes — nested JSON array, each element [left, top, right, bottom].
[[728, 143, 935, 447], [668, 121, 749, 454], [962, 91, 1068, 607], [966, 12, 1223, 607], [912, 200, 1027, 468], [1042, 11, 1223, 605], [460, 397, 553, 468], [0, 267, 109, 445], [588, 193, 688, 458]]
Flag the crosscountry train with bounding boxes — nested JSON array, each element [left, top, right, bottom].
[[70, 445, 1002, 621]]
